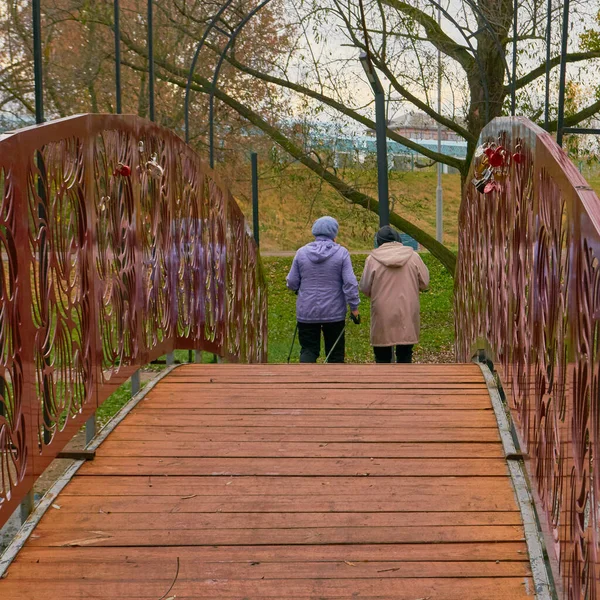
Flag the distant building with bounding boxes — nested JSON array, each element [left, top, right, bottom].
[[385, 111, 464, 143]]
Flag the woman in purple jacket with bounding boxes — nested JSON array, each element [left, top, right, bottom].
[[286, 216, 360, 363]]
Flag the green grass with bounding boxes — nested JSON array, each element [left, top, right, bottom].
[[96, 380, 142, 428], [263, 253, 455, 364]]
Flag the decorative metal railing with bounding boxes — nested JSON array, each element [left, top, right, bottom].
[[456, 116, 600, 599], [0, 114, 267, 528]]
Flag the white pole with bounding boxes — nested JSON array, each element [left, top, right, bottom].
[[436, 5, 443, 243]]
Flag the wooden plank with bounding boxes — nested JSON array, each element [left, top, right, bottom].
[[106, 426, 502, 443], [141, 395, 494, 408], [37, 511, 524, 531], [149, 382, 489, 390], [0, 577, 536, 598], [176, 364, 480, 368], [32, 493, 516, 514], [120, 412, 499, 428], [172, 364, 480, 373], [12, 543, 531, 563], [143, 390, 491, 411], [164, 375, 487, 383], [79, 456, 511, 477], [60, 475, 515, 498], [29, 525, 526, 547], [5, 558, 532, 579], [94, 440, 506, 458], [134, 408, 496, 417]]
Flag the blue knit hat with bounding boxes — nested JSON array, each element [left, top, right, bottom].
[[312, 216, 339, 240]]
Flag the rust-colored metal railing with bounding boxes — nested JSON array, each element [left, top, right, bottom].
[[455, 116, 600, 599], [0, 114, 267, 528]]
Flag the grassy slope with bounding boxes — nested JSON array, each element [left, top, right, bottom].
[[263, 254, 455, 364], [234, 167, 463, 251]]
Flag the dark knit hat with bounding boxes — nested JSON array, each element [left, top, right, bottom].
[[376, 225, 402, 247]]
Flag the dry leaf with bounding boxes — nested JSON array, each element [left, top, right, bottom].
[[51, 504, 61, 510], [344, 561, 356, 566], [181, 494, 197, 500]]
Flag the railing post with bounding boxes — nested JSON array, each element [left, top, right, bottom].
[[32, 0, 44, 124], [195, 350, 203, 363], [85, 414, 96, 446], [556, 0, 570, 147], [114, 0, 122, 114], [19, 490, 34, 525], [131, 370, 141, 397], [375, 90, 389, 227], [166, 352, 174, 366], [147, 0, 155, 121], [544, 0, 552, 128], [511, 0, 518, 116], [251, 152, 260, 247]]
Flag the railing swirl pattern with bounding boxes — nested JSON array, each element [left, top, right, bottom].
[[0, 114, 267, 528], [456, 116, 600, 599]]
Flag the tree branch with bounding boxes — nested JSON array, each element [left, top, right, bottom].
[[380, 0, 475, 71], [544, 98, 600, 132], [510, 51, 600, 92]]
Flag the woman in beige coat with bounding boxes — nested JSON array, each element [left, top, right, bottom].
[[359, 226, 429, 363]]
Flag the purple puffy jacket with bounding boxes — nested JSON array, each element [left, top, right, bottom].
[[286, 236, 360, 323]]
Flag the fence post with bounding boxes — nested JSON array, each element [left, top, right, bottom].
[[166, 352, 174, 366], [114, 0, 122, 114], [131, 370, 141, 396], [19, 490, 34, 525], [85, 414, 96, 446], [147, 0, 155, 121], [32, 0, 44, 124], [251, 152, 260, 247]]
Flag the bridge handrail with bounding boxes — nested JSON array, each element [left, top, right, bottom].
[[0, 114, 267, 528], [456, 116, 600, 598]]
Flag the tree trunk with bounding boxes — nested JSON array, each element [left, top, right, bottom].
[[463, 0, 513, 174]]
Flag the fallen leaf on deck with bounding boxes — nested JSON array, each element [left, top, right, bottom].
[[344, 561, 356, 566], [51, 504, 61, 510], [181, 494, 197, 500]]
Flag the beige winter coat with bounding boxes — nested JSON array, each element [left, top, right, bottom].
[[359, 243, 430, 346]]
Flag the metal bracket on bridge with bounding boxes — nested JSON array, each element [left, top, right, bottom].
[[56, 450, 96, 461]]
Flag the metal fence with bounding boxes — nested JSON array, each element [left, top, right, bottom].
[[455, 116, 600, 599], [0, 113, 268, 528]]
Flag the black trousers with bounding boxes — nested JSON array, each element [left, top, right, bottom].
[[298, 321, 345, 363], [374, 344, 414, 364]]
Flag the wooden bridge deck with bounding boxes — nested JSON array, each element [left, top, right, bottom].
[[0, 364, 534, 599]]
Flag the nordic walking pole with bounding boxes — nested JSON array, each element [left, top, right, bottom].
[[324, 312, 360, 364], [287, 323, 298, 364], [324, 324, 346, 364]]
